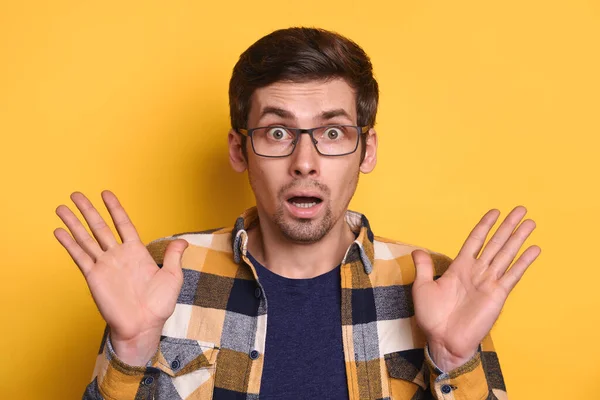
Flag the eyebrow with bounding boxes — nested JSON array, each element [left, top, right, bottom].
[[259, 106, 295, 120], [258, 107, 353, 122], [321, 108, 352, 121]]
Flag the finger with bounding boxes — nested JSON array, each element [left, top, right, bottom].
[[412, 249, 434, 288], [159, 239, 189, 279], [499, 245, 541, 292], [101, 190, 141, 244], [456, 209, 500, 260], [55, 204, 103, 260], [489, 219, 536, 279], [70, 192, 118, 251], [53, 227, 95, 276], [479, 206, 528, 265]]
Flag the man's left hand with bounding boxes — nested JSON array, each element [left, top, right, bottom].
[[411, 206, 541, 372]]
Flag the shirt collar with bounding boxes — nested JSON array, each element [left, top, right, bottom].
[[231, 206, 375, 274]]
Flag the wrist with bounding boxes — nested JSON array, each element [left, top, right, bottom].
[[110, 329, 162, 367], [427, 342, 478, 372]]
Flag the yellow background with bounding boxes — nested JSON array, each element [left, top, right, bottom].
[[1, 1, 598, 398]]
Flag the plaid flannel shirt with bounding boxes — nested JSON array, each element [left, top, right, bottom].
[[84, 206, 508, 399]]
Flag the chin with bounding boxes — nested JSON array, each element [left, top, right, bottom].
[[275, 207, 334, 244]]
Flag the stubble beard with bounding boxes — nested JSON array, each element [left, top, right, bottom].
[[273, 201, 334, 244], [249, 166, 360, 245], [272, 174, 359, 244]]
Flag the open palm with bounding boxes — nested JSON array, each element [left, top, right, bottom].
[[54, 190, 188, 364], [411, 206, 541, 369]]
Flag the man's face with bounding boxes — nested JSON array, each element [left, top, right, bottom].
[[229, 78, 377, 243]]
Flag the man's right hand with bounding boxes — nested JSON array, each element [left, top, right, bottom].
[[54, 190, 189, 366]]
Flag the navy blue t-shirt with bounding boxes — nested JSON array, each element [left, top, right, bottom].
[[247, 252, 349, 399]]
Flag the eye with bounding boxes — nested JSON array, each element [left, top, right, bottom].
[[324, 126, 344, 140], [266, 127, 290, 140]]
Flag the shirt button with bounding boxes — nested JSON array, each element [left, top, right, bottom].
[[254, 287, 262, 299], [441, 384, 452, 394], [170, 359, 180, 370], [142, 376, 154, 385], [249, 350, 260, 360]]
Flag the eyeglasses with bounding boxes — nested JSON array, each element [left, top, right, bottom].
[[237, 125, 369, 158]]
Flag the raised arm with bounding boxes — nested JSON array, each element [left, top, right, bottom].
[[54, 190, 188, 399], [412, 206, 540, 398]]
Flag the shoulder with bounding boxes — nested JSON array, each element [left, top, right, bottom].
[[370, 235, 453, 284], [145, 226, 235, 266]]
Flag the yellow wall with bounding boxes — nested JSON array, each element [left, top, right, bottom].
[[1, 1, 598, 398]]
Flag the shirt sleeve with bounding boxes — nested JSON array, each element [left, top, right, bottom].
[[82, 325, 160, 400], [424, 333, 508, 399]]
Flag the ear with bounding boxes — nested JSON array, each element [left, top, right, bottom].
[[359, 128, 378, 174], [228, 129, 247, 173]]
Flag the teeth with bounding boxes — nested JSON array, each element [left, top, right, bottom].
[[292, 202, 317, 208]]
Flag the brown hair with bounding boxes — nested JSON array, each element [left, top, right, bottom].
[[229, 27, 379, 158]]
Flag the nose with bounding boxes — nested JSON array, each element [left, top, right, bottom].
[[289, 132, 320, 178]]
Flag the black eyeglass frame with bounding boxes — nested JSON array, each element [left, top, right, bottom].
[[237, 125, 370, 158]]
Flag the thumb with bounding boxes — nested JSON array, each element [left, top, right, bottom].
[[161, 239, 189, 276], [412, 249, 434, 287]]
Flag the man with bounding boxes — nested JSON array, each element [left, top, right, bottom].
[[55, 27, 540, 399]]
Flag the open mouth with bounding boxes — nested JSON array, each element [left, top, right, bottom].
[[287, 196, 323, 208]]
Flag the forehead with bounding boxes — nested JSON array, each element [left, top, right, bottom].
[[249, 78, 357, 124]]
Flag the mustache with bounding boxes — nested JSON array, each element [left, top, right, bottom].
[[278, 180, 331, 198]]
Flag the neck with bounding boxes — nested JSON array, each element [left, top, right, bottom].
[[246, 209, 356, 279]]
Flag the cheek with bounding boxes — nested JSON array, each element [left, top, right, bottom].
[[327, 161, 360, 203], [248, 161, 287, 201]]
